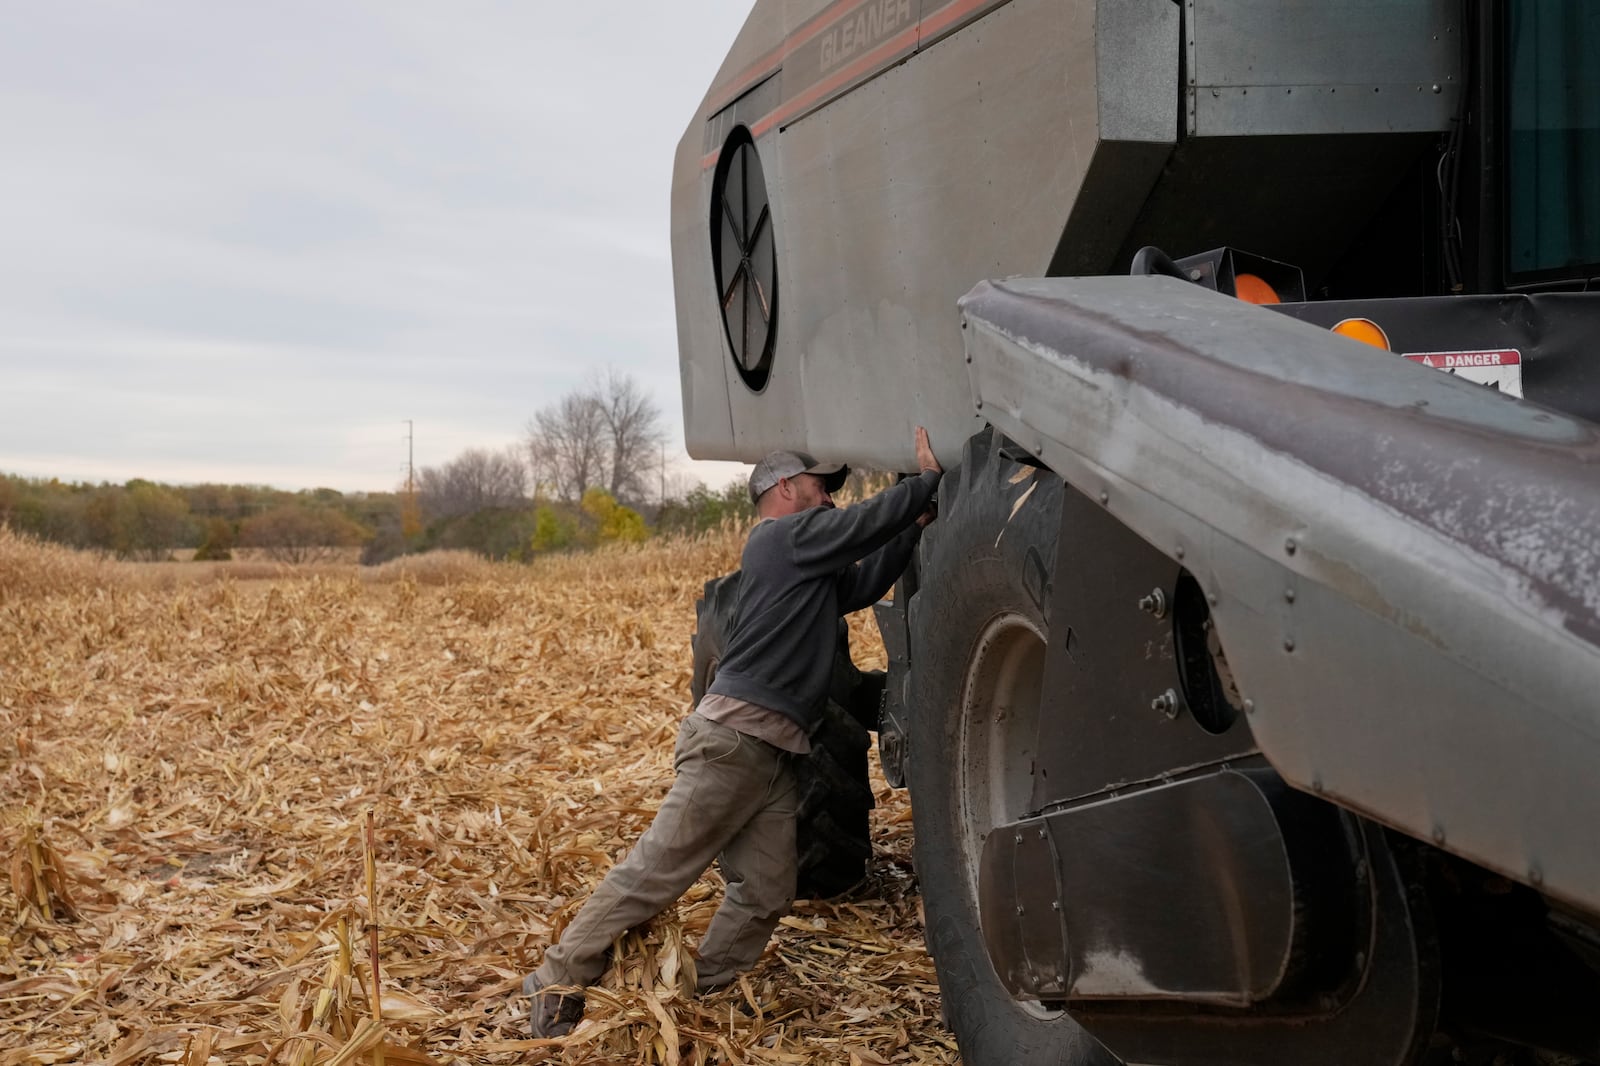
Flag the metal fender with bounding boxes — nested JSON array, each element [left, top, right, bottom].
[[960, 274, 1600, 919]]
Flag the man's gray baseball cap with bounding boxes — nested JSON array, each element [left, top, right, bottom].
[[748, 450, 849, 503]]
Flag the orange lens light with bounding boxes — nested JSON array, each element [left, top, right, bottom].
[[1332, 318, 1391, 351], [1233, 273, 1281, 305]]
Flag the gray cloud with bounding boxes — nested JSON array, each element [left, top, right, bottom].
[[0, 1, 753, 491]]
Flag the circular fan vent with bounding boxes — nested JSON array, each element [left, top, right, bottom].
[[710, 127, 777, 392]]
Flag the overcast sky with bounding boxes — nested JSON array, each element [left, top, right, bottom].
[[0, 3, 753, 494]]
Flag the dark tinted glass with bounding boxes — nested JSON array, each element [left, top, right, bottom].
[[1506, 2, 1600, 280]]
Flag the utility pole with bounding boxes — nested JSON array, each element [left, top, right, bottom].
[[403, 420, 414, 494], [400, 420, 421, 538]]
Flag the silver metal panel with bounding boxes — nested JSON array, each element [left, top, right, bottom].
[[673, 0, 1182, 469], [1187, 0, 1460, 135], [750, 0, 1089, 469], [983, 771, 1301, 1004], [703, 0, 834, 116], [675, 0, 834, 458], [1098, 0, 1179, 143], [961, 275, 1600, 918], [671, 185, 735, 459], [1045, 0, 1179, 274], [777, 0, 925, 129], [677, 0, 1097, 467]]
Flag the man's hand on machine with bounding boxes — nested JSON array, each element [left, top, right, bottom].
[[915, 426, 940, 526]]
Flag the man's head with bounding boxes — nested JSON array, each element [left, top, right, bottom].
[[749, 450, 849, 517]]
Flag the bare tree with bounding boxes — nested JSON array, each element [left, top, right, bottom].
[[594, 369, 666, 503], [526, 371, 663, 504], [526, 392, 607, 502], [418, 445, 529, 519]]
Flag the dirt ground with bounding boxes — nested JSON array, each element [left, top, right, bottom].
[[0, 527, 959, 1065]]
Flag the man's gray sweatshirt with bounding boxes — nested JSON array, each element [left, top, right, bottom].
[[705, 469, 941, 734]]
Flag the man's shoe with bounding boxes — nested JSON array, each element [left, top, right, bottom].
[[524, 973, 585, 1038], [695, 969, 734, 995]]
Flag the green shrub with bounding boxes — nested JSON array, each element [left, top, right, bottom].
[[581, 488, 648, 544], [530, 505, 578, 553]]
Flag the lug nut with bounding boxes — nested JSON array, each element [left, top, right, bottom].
[[1151, 689, 1180, 719], [1137, 588, 1167, 619]]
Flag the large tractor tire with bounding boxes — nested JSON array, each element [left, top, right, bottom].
[[902, 428, 1446, 1066], [905, 427, 1118, 1065], [691, 572, 880, 900]]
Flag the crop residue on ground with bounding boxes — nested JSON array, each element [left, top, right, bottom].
[[0, 526, 955, 1064]]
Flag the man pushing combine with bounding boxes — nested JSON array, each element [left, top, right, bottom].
[[524, 427, 942, 1037]]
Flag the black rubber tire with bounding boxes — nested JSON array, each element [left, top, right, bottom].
[[691, 572, 877, 900], [906, 427, 1118, 1065]]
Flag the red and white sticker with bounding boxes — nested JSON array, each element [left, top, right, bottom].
[[1403, 349, 1523, 398]]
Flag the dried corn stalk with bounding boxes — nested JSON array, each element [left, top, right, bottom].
[[0, 525, 955, 1064], [8, 824, 78, 924]]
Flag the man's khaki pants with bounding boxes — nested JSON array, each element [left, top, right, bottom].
[[532, 713, 799, 992]]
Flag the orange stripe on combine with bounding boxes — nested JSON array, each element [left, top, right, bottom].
[[700, 0, 1004, 171], [919, 0, 996, 40], [746, 22, 918, 138], [705, 0, 868, 116]]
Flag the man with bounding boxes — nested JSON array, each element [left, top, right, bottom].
[[525, 426, 943, 1038]]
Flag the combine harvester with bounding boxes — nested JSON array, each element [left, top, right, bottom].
[[672, 2, 1600, 1062]]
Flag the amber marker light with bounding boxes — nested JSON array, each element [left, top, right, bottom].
[[1332, 317, 1391, 351], [1233, 272, 1281, 305]]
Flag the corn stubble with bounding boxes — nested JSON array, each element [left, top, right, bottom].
[[0, 527, 955, 1065]]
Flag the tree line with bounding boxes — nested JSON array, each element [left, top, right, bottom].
[[0, 372, 755, 564], [0, 476, 388, 563], [401, 371, 752, 561]]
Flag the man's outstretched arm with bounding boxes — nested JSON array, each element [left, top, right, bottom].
[[788, 427, 942, 577], [836, 428, 943, 610]]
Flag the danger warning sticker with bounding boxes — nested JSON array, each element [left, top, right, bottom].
[[1403, 349, 1523, 397]]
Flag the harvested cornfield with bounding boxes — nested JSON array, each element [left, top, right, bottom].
[[0, 526, 957, 1064]]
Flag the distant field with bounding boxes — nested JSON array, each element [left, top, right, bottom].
[[166, 546, 368, 566], [0, 527, 956, 1064]]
